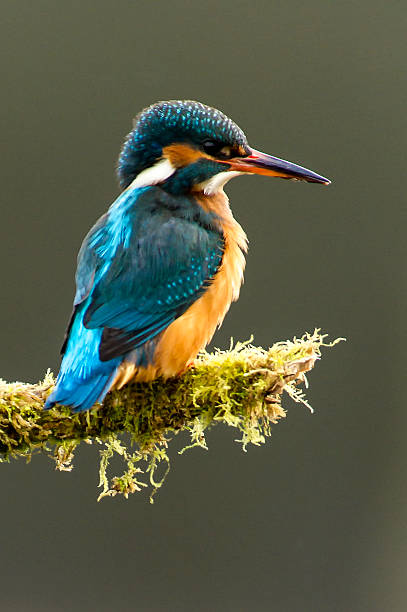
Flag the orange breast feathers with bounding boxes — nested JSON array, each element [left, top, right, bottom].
[[113, 191, 247, 387]]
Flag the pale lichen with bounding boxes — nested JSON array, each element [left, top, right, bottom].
[[0, 331, 343, 501]]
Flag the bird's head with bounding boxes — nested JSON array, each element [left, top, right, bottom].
[[117, 100, 330, 195]]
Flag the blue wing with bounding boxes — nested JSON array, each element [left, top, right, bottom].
[[45, 185, 224, 411]]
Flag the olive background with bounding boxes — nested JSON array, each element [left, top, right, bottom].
[[1, 1, 406, 611]]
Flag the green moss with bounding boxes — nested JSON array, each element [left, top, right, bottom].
[[0, 331, 343, 501]]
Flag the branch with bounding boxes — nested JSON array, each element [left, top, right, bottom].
[[0, 330, 342, 502]]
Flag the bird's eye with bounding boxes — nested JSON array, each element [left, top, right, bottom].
[[202, 140, 222, 156], [202, 141, 233, 159]]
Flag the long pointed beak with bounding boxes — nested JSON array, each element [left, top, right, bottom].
[[227, 148, 331, 185]]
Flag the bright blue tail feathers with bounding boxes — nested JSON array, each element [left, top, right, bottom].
[[44, 301, 120, 413], [44, 369, 117, 412]]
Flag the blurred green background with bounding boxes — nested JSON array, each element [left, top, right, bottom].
[[1, 1, 406, 610]]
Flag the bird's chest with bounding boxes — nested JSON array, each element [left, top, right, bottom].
[[113, 191, 247, 385], [154, 191, 248, 374]]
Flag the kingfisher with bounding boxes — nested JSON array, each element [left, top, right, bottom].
[[44, 100, 330, 412]]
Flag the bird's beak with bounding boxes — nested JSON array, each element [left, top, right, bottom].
[[226, 148, 331, 185]]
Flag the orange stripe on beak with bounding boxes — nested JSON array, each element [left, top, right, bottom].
[[226, 148, 331, 184]]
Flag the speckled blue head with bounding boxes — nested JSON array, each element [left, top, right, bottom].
[[117, 100, 250, 190]]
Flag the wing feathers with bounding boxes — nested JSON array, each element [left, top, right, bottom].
[[66, 186, 224, 363]]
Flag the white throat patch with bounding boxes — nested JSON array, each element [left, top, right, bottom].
[[129, 158, 175, 189], [200, 171, 243, 196]]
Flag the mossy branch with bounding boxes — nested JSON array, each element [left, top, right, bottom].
[[0, 331, 342, 502]]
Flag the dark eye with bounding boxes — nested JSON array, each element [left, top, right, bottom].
[[202, 140, 222, 156], [202, 140, 234, 159]]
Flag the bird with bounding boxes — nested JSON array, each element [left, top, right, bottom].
[[44, 100, 330, 412]]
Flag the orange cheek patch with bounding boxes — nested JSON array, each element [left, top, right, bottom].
[[162, 143, 212, 168]]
